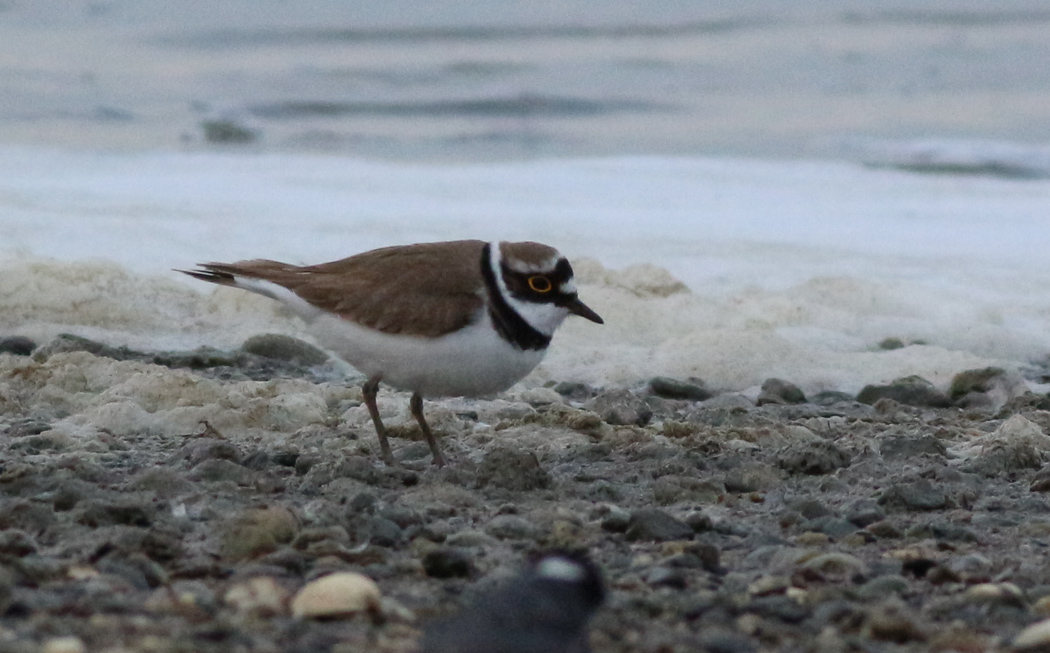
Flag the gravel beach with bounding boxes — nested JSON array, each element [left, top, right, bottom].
[[4, 334, 1050, 652]]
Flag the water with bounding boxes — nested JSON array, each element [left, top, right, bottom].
[[2, 1, 1050, 161], [2, 2, 1050, 395]]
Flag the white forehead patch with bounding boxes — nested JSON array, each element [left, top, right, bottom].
[[535, 557, 587, 582], [559, 279, 577, 294]]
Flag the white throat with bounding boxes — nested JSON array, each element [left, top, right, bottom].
[[488, 241, 570, 337]]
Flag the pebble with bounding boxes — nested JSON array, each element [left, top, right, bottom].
[[41, 637, 87, 653], [776, 440, 851, 475], [879, 434, 947, 460], [0, 336, 36, 356], [756, 378, 807, 406], [585, 389, 653, 426], [240, 334, 329, 365], [844, 499, 886, 527], [799, 552, 867, 581], [625, 509, 694, 542], [421, 549, 474, 579], [648, 376, 712, 401], [224, 576, 289, 616], [290, 572, 381, 619], [484, 514, 543, 540], [857, 375, 952, 408], [1012, 617, 1050, 650], [878, 479, 949, 511], [476, 447, 551, 491]]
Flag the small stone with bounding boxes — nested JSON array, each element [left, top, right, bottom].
[[0, 336, 36, 356], [0, 530, 37, 557], [42, 637, 86, 653], [845, 499, 886, 527], [476, 447, 550, 491], [190, 459, 257, 485], [879, 435, 947, 460], [864, 601, 927, 643], [484, 515, 542, 540], [585, 389, 653, 426], [866, 520, 903, 538], [857, 575, 908, 600], [757, 378, 806, 406], [222, 507, 299, 560], [224, 576, 289, 616], [878, 479, 949, 511], [76, 501, 153, 528], [626, 509, 694, 542], [422, 549, 474, 579], [800, 552, 868, 581], [857, 375, 951, 408], [240, 334, 329, 365], [1012, 617, 1050, 650], [649, 377, 712, 401], [879, 337, 906, 350], [777, 440, 851, 475], [290, 572, 381, 619], [600, 505, 632, 533]]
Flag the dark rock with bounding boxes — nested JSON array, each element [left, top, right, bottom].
[[0, 500, 56, 535], [644, 566, 688, 589], [585, 389, 653, 426], [625, 509, 694, 542], [368, 517, 404, 547], [723, 463, 780, 493], [32, 333, 142, 361], [0, 530, 37, 557], [422, 548, 474, 578], [76, 501, 154, 528], [552, 382, 596, 401], [747, 595, 811, 623], [790, 499, 832, 520], [201, 118, 259, 144], [811, 391, 856, 406], [0, 336, 36, 356], [190, 459, 256, 485], [777, 440, 851, 475], [879, 435, 947, 460], [684, 512, 714, 533], [172, 438, 242, 466], [879, 337, 906, 350], [240, 334, 328, 365], [845, 499, 886, 527], [476, 447, 550, 491], [878, 479, 948, 511], [857, 375, 951, 408], [929, 521, 980, 543], [649, 376, 712, 401], [950, 367, 1007, 399], [485, 515, 543, 540], [379, 505, 423, 529], [756, 378, 807, 406], [700, 632, 758, 653], [804, 517, 858, 538]]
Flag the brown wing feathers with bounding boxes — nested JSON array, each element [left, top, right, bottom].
[[183, 241, 487, 338]]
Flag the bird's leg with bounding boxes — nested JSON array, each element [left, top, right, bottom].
[[362, 375, 396, 466], [411, 393, 447, 467]]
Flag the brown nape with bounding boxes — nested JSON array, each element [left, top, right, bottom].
[[361, 375, 447, 468]]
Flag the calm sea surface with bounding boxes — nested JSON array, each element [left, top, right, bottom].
[[2, 0, 1049, 161]]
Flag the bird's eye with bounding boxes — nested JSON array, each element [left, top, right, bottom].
[[528, 276, 553, 293]]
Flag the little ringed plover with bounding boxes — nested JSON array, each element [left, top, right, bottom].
[[181, 239, 602, 467]]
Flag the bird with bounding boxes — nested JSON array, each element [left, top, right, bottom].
[[420, 551, 606, 653], [180, 240, 603, 467]]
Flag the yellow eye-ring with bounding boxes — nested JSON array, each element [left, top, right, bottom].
[[528, 276, 553, 293]]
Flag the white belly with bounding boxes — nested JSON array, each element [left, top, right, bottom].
[[307, 311, 547, 397]]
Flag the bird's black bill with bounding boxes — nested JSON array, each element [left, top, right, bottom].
[[567, 298, 603, 324]]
